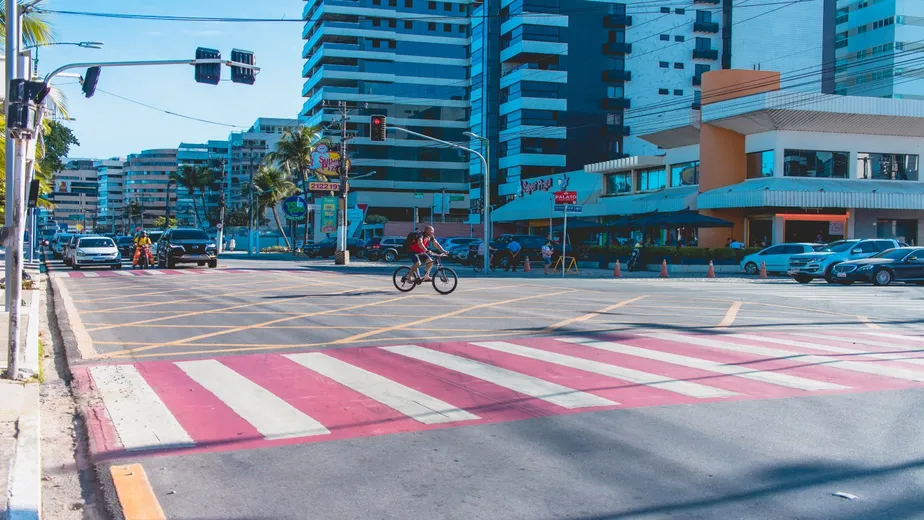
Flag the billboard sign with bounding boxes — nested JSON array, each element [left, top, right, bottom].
[[281, 195, 309, 221]]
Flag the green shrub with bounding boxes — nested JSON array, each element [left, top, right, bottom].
[[261, 245, 289, 253]]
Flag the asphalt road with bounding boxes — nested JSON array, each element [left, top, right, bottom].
[[46, 256, 924, 519]]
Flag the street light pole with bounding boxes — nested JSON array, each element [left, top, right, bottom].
[[463, 131, 491, 273], [392, 127, 490, 274]]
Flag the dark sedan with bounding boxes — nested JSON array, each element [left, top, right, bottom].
[[831, 247, 924, 286], [304, 238, 364, 259]]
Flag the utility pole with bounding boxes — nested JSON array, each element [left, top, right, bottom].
[[4, 0, 19, 315], [215, 158, 226, 253], [325, 100, 358, 265]]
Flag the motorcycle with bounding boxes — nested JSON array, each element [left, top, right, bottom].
[[132, 245, 153, 269]]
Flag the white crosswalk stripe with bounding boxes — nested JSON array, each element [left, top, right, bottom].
[[472, 341, 738, 398], [88, 365, 194, 451], [649, 333, 924, 382], [382, 345, 618, 409], [555, 337, 846, 391], [176, 359, 330, 440], [285, 353, 480, 424]]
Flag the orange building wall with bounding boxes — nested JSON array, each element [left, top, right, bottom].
[[696, 70, 782, 247]]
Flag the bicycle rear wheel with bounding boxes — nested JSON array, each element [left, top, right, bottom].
[[432, 267, 458, 295], [393, 267, 417, 292]]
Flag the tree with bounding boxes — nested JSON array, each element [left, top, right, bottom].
[[252, 165, 295, 250], [265, 126, 321, 250], [171, 165, 214, 228], [38, 121, 78, 176], [153, 216, 177, 228]]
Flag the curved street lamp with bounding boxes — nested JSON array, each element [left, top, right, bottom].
[[24, 41, 104, 73]]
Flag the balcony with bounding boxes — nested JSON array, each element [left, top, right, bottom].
[[693, 21, 719, 33], [692, 101, 701, 110], [603, 42, 632, 55], [603, 70, 632, 82], [604, 14, 632, 28], [604, 125, 630, 136], [602, 97, 631, 110], [692, 75, 702, 86], [694, 0, 720, 4], [693, 48, 718, 60]]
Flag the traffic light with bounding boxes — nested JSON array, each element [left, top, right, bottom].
[[27, 179, 40, 209], [370, 115, 386, 142], [230, 49, 256, 85], [194, 47, 221, 85], [82, 67, 101, 98]]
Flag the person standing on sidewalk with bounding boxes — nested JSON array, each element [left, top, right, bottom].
[[541, 240, 553, 275], [505, 238, 522, 272]]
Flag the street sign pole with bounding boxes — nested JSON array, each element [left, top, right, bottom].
[[562, 205, 568, 278]]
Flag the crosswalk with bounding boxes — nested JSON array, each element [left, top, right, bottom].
[[74, 330, 924, 457]]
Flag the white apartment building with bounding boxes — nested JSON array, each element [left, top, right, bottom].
[[51, 159, 99, 232]]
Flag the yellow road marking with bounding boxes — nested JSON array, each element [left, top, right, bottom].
[[328, 289, 576, 346], [717, 301, 743, 328], [541, 295, 647, 334], [73, 277, 270, 303], [858, 315, 881, 329], [52, 276, 99, 358], [106, 331, 529, 359], [96, 292, 419, 358], [110, 464, 166, 520]]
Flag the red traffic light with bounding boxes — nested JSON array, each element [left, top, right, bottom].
[[372, 117, 382, 124], [370, 114, 386, 142]]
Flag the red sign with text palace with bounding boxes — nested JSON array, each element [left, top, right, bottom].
[[554, 191, 577, 204]]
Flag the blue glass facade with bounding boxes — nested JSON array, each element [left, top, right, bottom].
[[301, 0, 471, 219], [469, 0, 629, 215]]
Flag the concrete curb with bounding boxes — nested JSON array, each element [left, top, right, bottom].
[[20, 295, 39, 378], [4, 384, 40, 520]]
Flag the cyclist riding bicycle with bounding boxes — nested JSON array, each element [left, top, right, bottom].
[[409, 225, 448, 282]]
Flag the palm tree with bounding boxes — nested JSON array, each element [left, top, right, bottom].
[[171, 165, 214, 228], [252, 165, 295, 250], [0, 1, 57, 48], [265, 126, 321, 250]]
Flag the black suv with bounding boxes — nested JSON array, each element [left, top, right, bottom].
[[364, 236, 408, 262], [304, 238, 365, 259], [156, 228, 218, 268]]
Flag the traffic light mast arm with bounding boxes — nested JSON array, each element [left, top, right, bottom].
[[42, 57, 260, 85]]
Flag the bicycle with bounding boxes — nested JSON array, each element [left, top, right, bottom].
[[393, 254, 458, 295], [472, 253, 498, 273]]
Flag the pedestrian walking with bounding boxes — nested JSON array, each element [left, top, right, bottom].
[[229, 237, 236, 252], [541, 240, 553, 275]]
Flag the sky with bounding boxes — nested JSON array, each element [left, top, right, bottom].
[[39, 0, 306, 158]]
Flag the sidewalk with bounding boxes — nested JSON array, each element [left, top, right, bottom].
[[1, 265, 42, 520]]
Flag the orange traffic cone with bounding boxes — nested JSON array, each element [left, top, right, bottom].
[[706, 260, 716, 278], [613, 260, 622, 278], [524, 257, 531, 272], [759, 261, 768, 279], [659, 259, 669, 278]]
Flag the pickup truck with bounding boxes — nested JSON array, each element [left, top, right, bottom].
[[787, 238, 905, 284]]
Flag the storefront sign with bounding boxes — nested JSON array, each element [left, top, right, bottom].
[[554, 191, 577, 204], [520, 178, 553, 196], [829, 221, 845, 235], [308, 181, 341, 192], [320, 196, 338, 233], [281, 195, 309, 221], [310, 143, 349, 177]]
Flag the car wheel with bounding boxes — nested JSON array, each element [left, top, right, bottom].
[[793, 274, 813, 284], [383, 250, 397, 262], [198, 261, 206, 266], [167, 258, 175, 269], [824, 266, 839, 284], [208, 260, 217, 268], [158, 254, 166, 268], [873, 268, 893, 286], [744, 262, 758, 275]]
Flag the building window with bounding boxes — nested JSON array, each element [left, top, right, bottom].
[[428, 1, 436, 8], [637, 168, 667, 191], [695, 10, 712, 23], [660, 7, 670, 13], [372, 39, 381, 48], [673, 89, 683, 95], [857, 152, 919, 180], [405, 20, 413, 29], [443, 2, 451, 10], [746, 150, 775, 179], [607, 112, 623, 125], [695, 37, 712, 50], [658, 88, 669, 95], [675, 8, 685, 14], [660, 34, 670, 41], [671, 161, 699, 186], [607, 85, 624, 98], [372, 18, 381, 26], [405, 0, 412, 6], [659, 61, 669, 68], [373, 0, 381, 4], [607, 172, 631, 194], [389, 0, 396, 6], [876, 219, 918, 244], [389, 19, 396, 28], [388, 40, 396, 48], [674, 62, 684, 69], [783, 149, 849, 178], [459, 24, 466, 33], [695, 63, 710, 76], [459, 3, 465, 11], [443, 23, 451, 31], [428, 22, 436, 30], [675, 35, 684, 42]]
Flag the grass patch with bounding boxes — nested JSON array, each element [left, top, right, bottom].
[[37, 339, 45, 383]]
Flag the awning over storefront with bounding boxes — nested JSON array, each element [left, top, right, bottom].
[[490, 189, 603, 222], [606, 210, 733, 229], [698, 178, 924, 210], [551, 218, 604, 231], [592, 185, 698, 217]]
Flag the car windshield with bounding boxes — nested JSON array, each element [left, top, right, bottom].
[[172, 230, 209, 240], [79, 238, 113, 248], [818, 241, 855, 253], [117, 237, 134, 245], [872, 249, 911, 260]]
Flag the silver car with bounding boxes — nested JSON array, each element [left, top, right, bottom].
[[71, 236, 122, 270]]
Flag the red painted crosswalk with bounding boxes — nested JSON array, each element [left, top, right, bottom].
[[73, 331, 924, 459]]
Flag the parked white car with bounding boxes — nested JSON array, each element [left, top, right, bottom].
[[787, 238, 905, 283], [71, 236, 122, 270], [740, 243, 821, 275]]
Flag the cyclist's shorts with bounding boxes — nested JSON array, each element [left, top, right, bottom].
[[410, 252, 431, 263]]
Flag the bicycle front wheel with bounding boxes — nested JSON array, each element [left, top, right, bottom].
[[393, 267, 417, 292], [432, 267, 458, 295]]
